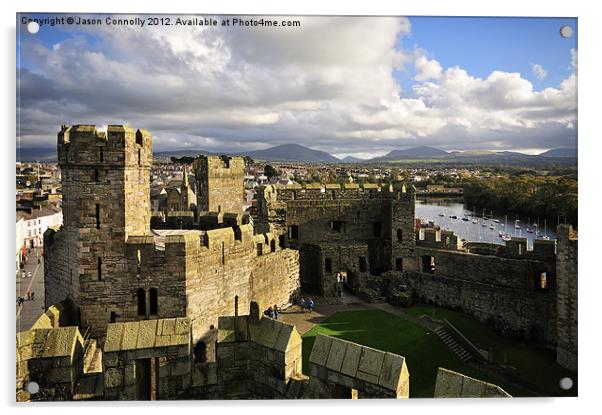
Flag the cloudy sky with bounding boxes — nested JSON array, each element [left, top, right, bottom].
[[17, 14, 577, 158]]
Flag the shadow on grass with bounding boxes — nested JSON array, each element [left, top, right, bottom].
[[301, 308, 576, 398]]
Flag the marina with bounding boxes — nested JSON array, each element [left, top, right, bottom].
[[415, 198, 557, 248]]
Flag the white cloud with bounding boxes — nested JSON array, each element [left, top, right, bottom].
[[531, 63, 548, 81], [17, 15, 576, 154], [413, 50, 443, 81]]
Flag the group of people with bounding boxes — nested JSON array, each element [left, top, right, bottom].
[[264, 297, 316, 318], [16, 291, 35, 307], [264, 304, 280, 319], [298, 297, 315, 313], [336, 272, 348, 298]]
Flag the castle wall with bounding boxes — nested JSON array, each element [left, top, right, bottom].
[[407, 245, 557, 346], [256, 183, 417, 295], [44, 227, 79, 307], [556, 225, 578, 370]]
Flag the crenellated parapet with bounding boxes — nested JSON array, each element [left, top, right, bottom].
[[268, 181, 415, 202], [416, 228, 462, 250], [58, 124, 152, 169]]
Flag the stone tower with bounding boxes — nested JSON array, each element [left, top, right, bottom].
[[56, 124, 152, 337], [555, 224, 578, 371], [391, 183, 417, 272], [194, 155, 244, 215]]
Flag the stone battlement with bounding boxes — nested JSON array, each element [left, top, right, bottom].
[[124, 225, 281, 260], [266, 182, 415, 202], [58, 124, 152, 168], [417, 228, 462, 250], [416, 226, 557, 260]]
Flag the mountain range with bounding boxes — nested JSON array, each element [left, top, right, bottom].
[[16, 144, 577, 165]]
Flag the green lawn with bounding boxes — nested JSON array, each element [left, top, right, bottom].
[[301, 308, 576, 398], [404, 304, 578, 397]]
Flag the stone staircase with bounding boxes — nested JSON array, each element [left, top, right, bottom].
[[434, 327, 473, 362]]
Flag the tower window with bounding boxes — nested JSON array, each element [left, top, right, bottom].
[[97, 257, 102, 280], [149, 288, 158, 315], [291, 191, 296, 201], [136, 249, 141, 275], [270, 239, 276, 252], [373, 222, 382, 237], [136, 131, 143, 145], [397, 229, 402, 243], [99, 147, 104, 163], [535, 272, 551, 291], [359, 257, 367, 272], [94, 169, 99, 182], [396, 258, 403, 271], [110, 311, 117, 323], [138, 149, 142, 166], [330, 220, 344, 233], [279, 235, 285, 249], [95, 204, 100, 229], [221, 241, 225, 265], [422, 256, 436, 273], [257, 243, 263, 256], [325, 258, 332, 273], [288, 225, 299, 239], [137, 288, 146, 316]]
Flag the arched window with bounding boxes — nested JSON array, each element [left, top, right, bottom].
[[397, 229, 403, 242]]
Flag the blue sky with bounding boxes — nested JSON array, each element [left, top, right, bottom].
[[396, 16, 577, 93], [16, 14, 578, 155]]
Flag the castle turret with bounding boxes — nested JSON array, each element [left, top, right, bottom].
[[49, 124, 152, 337], [194, 155, 244, 221]]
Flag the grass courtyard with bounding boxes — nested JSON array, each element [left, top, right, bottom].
[[301, 307, 577, 398]]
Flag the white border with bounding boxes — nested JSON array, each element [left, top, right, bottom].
[[2, 1, 599, 414]]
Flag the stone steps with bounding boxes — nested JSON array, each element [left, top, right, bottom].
[[435, 327, 472, 362]]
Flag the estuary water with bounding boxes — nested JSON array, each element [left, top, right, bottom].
[[415, 197, 557, 248]]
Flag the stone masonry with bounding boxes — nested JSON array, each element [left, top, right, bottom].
[[256, 180, 578, 366], [44, 125, 300, 347]]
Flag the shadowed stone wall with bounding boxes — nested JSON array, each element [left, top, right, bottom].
[[556, 225, 578, 370]]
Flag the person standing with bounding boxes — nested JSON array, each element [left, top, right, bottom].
[[273, 305, 279, 319], [308, 298, 315, 313], [300, 297, 306, 312]]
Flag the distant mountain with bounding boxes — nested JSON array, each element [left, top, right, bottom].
[[17, 147, 57, 162], [452, 150, 496, 156], [157, 143, 341, 163], [370, 146, 448, 162], [245, 144, 340, 163], [341, 155, 366, 163], [539, 148, 577, 158]]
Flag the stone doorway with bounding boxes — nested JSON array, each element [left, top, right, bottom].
[[135, 358, 157, 400]]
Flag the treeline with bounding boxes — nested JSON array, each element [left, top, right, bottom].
[[462, 175, 578, 227]]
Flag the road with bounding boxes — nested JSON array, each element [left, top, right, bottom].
[[16, 247, 45, 332]]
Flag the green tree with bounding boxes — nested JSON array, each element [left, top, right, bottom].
[[264, 164, 279, 178]]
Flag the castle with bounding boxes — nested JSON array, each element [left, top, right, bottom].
[[256, 180, 577, 366], [16, 125, 576, 401]]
